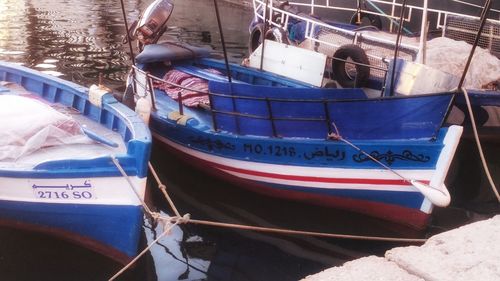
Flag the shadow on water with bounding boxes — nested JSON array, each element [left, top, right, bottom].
[[0, 228, 151, 281], [0, 0, 499, 280]]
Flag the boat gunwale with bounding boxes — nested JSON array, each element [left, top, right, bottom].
[[0, 61, 151, 178]]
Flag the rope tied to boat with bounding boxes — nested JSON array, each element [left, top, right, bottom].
[[145, 163, 426, 243], [328, 122, 452, 207], [110, 155, 156, 217], [146, 162, 427, 243], [109, 160, 429, 280], [149, 162, 182, 217]]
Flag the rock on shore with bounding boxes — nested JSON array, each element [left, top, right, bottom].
[[302, 215, 500, 281]]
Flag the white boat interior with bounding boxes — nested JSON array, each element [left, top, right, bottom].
[[0, 82, 126, 170]]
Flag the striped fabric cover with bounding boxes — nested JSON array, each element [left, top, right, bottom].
[[155, 68, 222, 107]]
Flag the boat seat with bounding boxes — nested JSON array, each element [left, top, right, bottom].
[[174, 65, 234, 83], [135, 42, 211, 64]]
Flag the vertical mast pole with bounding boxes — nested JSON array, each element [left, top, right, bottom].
[[389, 0, 408, 96], [418, 0, 429, 64], [260, 0, 270, 71], [213, 0, 232, 82], [119, 0, 136, 64]]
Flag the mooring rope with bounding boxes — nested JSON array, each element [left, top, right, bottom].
[[146, 162, 426, 243], [175, 217, 426, 243], [333, 134, 448, 196], [148, 162, 182, 217], [461, 88, 500, 202], [109, 159, 429, 280], [111, 156, 157, 217]]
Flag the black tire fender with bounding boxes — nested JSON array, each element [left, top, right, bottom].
[[248, 23, 265, 54], [331, 44, 371, 88], [350, 12, 383, 30], [249, 24, 289, 54], [264, 27, 290, 45]]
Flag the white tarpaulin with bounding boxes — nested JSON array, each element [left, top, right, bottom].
[[0, 95, 93, 160], [418, 37, 500, 90]]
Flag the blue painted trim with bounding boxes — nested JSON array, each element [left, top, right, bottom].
[[145, 57, 452, 141], [455, 90, 500, 106], [0, 62, 151, 178], [208, 80, 453, 140], [150, 108, 446, 169]]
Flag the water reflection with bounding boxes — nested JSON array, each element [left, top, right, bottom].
[[0, 0, 142, 86], [0, 0, 251, 89], [144, 212, 211, 280]]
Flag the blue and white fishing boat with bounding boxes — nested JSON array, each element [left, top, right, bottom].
[[123, 0, 463, 230], [0, 62, 151, 264]]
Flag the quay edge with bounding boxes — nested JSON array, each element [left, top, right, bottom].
[[302, 215, 500, 281]]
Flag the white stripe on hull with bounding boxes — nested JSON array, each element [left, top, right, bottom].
[[0, 176, 146, 206], [221, 169, 416, 192], [154, 133, 433, 191]]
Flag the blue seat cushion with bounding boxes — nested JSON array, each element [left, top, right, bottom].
[[135, 42, 211, 64]]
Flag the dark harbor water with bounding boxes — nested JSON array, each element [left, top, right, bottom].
[[0, 0, 498, 280]]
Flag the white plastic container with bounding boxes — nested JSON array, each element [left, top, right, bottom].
[[135, 96, 152, 125]]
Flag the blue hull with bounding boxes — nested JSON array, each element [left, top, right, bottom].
[[0, 200, 143, 263]]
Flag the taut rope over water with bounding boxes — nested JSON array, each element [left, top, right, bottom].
[[454, 0, 499, 202], [460, 88, 500, 202], [108, 160, 428, 280]]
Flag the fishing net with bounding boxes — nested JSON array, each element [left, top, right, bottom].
[[444, 14, 500, 59], [0, 94, 92, 161], [419, 37, 500, 90]]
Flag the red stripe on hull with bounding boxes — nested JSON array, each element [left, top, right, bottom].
[[0, 219, 134, 265], [211, 162, 424, 186], [154, 138, 431, 230]]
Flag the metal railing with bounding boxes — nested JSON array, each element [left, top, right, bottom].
[[131, 65, 371, 138], [281, 0, 500, 31], [252, 0, 500, 70]]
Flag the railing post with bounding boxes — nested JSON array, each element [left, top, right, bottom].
[[260, 0, 270, 71], [177, 92, 184, 116], [146, 73, 157, 111], [207, 92, 219, 132], [232, 90, 241, 135], [265, 97, 278, 137], [131, 67, 138, 98], [390, 0, 397, 33], [323, 100, 333, 137]]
